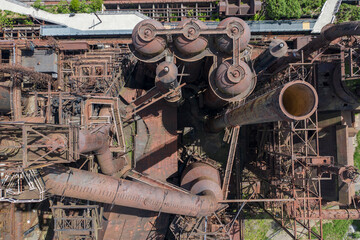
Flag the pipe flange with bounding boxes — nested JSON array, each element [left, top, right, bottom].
[[182, 21, 201, 41], [138, 22, 157, 42], [226, 65, 245, 84], [226, 21, 244, 39]]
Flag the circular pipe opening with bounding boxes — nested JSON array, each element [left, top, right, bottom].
[[280, 81, 318, 120]]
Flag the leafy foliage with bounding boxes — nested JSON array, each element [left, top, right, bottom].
[[0, 11, 14, 28], [70, 0, 81, 12], [90, 0, 103, 12], [0, 10, 34, 27], [300, 0, 326, 16], [336, 4, 360, 23], [32, 0, 103, 14], [354, 130, 360, 170], [265, 0, 325, 20]]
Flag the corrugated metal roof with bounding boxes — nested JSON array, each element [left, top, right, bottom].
[[40, 19, 317, 37], [40, 25, 133, 36]]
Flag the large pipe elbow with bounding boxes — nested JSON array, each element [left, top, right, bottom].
[[78, 125, 124, 175]]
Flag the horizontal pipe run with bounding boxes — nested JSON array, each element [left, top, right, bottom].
[[219, 198, 295, 203], [43, 167, 221, 217], [207, 81, 318, 132], [308, 209, 360, 220], [268, 21, 360, 72]]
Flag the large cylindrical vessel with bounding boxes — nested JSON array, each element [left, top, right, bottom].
[[132, 19, 166, 57], [174, 19, 208, 56], [207, 81, 318, 132], [205, 60, 255, 108], [155, 61, 182, 103], [254, 39, 288, 73], [43, 165, 222, 217], [214, 60, 254, 96], [216, 17, 251, 55]]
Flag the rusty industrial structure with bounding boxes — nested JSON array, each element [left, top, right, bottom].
[[0, 1, 360, 239]]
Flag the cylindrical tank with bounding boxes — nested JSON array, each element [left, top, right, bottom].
[[132, 19, 166, 56], [254, 39, 288, 73], [155, 61, 182, 103], [204, 87, 228, 109], [0, 86, 10, 113], [216, 17, 251, 55], [155, 61, 178, 90], [205, 61, 255, 107], [215, 60, 254, 96], [207, 81, 318, 132], [174, 19, 208, 56]]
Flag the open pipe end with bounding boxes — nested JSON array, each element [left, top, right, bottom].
[[279, 80, 318, 120]]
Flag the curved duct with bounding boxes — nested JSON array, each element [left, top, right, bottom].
[[43, 166, 222, 217], [207, 80, 318, 132], [78, 125, 125, 176]]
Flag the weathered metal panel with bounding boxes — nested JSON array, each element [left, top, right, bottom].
[[21, 49, 57, 73], [58, 41, 89, 51]]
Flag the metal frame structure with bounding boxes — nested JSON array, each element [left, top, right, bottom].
[[51, 204, 103, 240]]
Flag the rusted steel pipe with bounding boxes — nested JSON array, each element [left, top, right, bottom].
[[207, 81, 318, 132], [308, 209, 360, 220], [0, 86, 10, 113], [78, 125, 124, 176], [268, 21, 360, 72], [43, 167, 221, 217]]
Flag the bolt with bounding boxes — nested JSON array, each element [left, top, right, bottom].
[[231, 70, 240, 78], [188, 27, 196, 36], [164, 66, 169, 72], [231, 27, 239, 35], [279, 43, 284, 48], [144, 29, 152, 38]]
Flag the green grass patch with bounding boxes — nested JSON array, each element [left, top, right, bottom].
[[312, 220, 352, 240], [244, 219, 272, 240], [336, 4, 360, 23], [32, 0, 103, 14], [354, 131, 360, 171]]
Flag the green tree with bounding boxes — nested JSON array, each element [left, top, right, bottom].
[[265, 0, 302, 20], [266, 0, 288, 20], [33, 0, 42, 9], [70, 0, 81, 12], [90, 0, 103, 12], [336, 4, 360, 23], [57, 0, 71, 13], [287, 0, 302, 18]]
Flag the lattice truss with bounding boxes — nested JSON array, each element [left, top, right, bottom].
[[51, 204, 102, 240], [59, 47, 129, 95], [247, 113, 324, 240], [0, 169, 45, 203]]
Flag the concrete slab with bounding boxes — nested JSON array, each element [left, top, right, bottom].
[[0, 0, 147, 31], [312, 0, 342, 33]]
